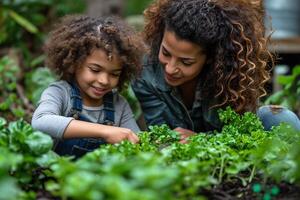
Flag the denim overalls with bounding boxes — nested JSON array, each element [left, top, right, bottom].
[[54, 82, 114, 158]]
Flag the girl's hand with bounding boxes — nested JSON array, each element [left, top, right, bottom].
[[102, 126, 139, 144], [174, 127, 196, 143]]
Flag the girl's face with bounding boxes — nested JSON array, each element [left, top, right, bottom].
[[158, 30, 207, 87], [75, 48, 122, 106]]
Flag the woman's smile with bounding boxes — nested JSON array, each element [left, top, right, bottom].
[[158, 30, 207, 87], [165, 72, 181, 83]]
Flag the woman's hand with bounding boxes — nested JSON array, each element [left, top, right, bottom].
[[174, 127, 196, 143], [102, 126, 139, 144]]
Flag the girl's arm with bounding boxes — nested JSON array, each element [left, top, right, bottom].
[[31, 82, 74, 139], [32, 82, 138, 143], [63, 120, 139, 143]]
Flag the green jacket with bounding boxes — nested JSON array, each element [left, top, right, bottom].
[[132, 60, 222, 132]]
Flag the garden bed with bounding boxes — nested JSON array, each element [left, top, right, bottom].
[[1, 107, 300, 200]]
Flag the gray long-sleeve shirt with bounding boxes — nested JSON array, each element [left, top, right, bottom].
[[31, 81, 140, 139]]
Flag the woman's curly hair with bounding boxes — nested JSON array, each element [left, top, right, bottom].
[[44, 14, 144, 90], [144, 0, 274, 113]]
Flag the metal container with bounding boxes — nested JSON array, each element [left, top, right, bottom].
[[264, 0, 300, 38]]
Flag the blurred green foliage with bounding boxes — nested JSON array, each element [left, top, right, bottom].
[[0, 0, 85, 121], [25, 67, 56, 105], [265, 65, 300, 116], [0, 56, 25, 118], [125, 0, 153, 16], [0, 0, 85, 48]]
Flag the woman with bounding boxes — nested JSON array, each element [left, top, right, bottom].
[[132, 0, 300, 139]]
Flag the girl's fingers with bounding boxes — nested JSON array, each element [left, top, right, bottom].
[[128, 133, 139, 144]]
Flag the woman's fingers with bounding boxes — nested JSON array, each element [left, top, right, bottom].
[[174, 127, 196, 143]]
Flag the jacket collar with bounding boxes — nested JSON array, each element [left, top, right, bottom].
[[144, 60, 172, 92]]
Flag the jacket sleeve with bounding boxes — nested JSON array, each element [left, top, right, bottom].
[[131, 78, 169, 127]]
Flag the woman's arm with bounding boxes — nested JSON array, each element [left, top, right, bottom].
[[173, 127, 196, 143]]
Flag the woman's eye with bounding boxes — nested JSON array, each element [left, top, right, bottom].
[[111, 73, 121, 77], [162, 48, 170, 57], [182, 61, 193, 66]]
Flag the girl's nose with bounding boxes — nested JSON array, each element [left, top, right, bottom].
[[98, 73, 109, 86]]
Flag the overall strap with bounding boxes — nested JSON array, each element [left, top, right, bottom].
[[103, 91, 115, 125], [69, 81, 85, 120], [55, 81, 110, 159], [69, 81, 114, 124]]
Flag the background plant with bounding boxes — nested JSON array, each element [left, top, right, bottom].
[[0, 0, 85, 121], [265, 65, 300, 116]]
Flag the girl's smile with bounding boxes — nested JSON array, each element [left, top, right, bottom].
[[91, 86, 110, 96]]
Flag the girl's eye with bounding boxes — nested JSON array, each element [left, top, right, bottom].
[[89, 67, 100, 72]]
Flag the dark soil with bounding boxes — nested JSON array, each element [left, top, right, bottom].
[[202, 179, 300, 200]]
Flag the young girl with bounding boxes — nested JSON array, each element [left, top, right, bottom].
[[32, 15, 144, 157]]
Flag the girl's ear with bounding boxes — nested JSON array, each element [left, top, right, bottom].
[[67, 65, 76, 74]]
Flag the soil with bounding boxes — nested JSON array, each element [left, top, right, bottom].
[[202, 179, 300, 200]]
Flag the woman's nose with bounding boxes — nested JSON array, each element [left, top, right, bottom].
[[165, 58, 178, 74]]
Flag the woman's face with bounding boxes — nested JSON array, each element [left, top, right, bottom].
[[158, 30, 207, 87]]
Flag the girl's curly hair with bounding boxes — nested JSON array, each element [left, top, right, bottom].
[[144, 0, 274, 113], [44, 15, 144, 90]]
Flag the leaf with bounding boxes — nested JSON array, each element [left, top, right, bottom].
[[25, 131, 53, 156], [264, 91, 285, 104], [0, 118, 7, 129], [8, 9, 38, 34], [281, 99, 292, 109], [291, 65, 300, 76], [0, 177, 21, 200], [277, 75, 294, 85]]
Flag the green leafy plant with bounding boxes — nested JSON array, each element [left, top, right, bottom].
[[0, 56, 26, 119], [0, 117, 57, 198], [0, 55, 56, 120], [0, 147, 23, 200], [1, 107, 300, 199], [120, 86, 142, 120], [25, 66, 57, 105]]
